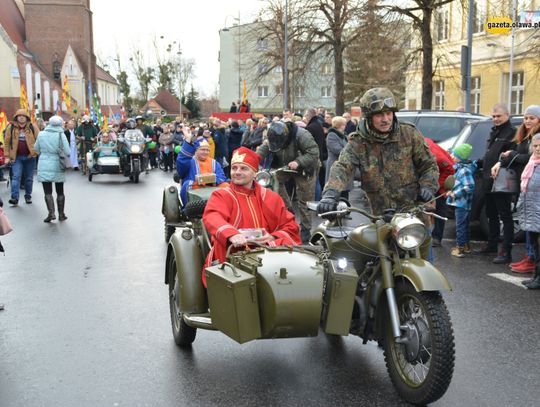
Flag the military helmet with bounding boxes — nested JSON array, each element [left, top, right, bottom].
[[266, 121, 289, 153], [359, 87, 397, 118]]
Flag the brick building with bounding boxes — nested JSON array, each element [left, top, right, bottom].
[[0, 0, 118, 120]]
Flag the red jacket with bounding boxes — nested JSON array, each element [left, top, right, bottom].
[[202, 182, 300, 285], [425, 138, 455, 194]]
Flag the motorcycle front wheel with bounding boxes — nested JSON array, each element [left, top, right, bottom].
[[382, 281, 455, 405]]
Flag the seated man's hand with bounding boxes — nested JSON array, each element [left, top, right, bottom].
[[418, 187, 434, 203], [254, 231, 275, 244], [288, 161, 299, 170], [229, 233, 248, 247]]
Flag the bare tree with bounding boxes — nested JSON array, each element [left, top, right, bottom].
[[128, 48, 155, 102], [306, 0, 365, 115], [383, 0, 454, 109]]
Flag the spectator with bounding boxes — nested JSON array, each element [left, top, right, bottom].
[[33, 115, 71, 222], [517, 133, 540, 289], [425, 138, 455, 247], [446, 144, 476, 258], [4, 109, 38, 206], [343, 112, 357, 135], [213, 120, 228, 168], [304, 108, 326, 200], [159, 124, 175, 172], [64, 119, 79, 170], [474, 104, 516, 263], [326, 116, 352, 199], [492, 105, 540, 265], [227, 121, 244, 168]]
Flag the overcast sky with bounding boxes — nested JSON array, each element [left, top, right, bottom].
[[91, 0, 262, 98]]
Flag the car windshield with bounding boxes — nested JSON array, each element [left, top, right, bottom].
[[415, 117, 464, 142]]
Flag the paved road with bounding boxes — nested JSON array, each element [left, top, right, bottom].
[[1, 171, 539, 406]]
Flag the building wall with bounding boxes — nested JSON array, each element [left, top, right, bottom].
[[61, 45, 85, 108], [404, 0, 540, 114], [97, 79, 119, 106], [218, 22, 336, 113], [0, 26, 21, 99], [24, 0, 96, 86]]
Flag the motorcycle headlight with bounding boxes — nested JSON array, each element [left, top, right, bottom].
[[130, 145, 141, 153], [256, 171, 272, 188], [392, 216, 427, 250]]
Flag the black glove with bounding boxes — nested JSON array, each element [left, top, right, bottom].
[[418, 187, 434, 203], [317, 189, 340, 215]]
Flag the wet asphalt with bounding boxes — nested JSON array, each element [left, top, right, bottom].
[[1, 170, 540, 407]]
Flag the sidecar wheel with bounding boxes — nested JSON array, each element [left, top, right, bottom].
[[168, 254, 196, 347], [382, 281, 455, 405], [164, 221, 175, 243]]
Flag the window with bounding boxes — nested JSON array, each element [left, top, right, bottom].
[[436, 8, 449, 41], [321, 63, 332, 74], [258, 86, 269, 98], [321, 86, 332, 98], [471, 76, 481, 114], [433, 80, 445, 110], [472, 1, 486, 34], [257, 64, 268, 74], [275, 85, 283, 96], [294, 86, 305, 98], [503, 71, 524, 114], [257, 38, 268, 51], [274, 65, 283, 73]]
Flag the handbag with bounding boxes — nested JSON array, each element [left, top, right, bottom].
[[58, 133, 72, 170], [491, 154, 519, 194], [0, 207, 13, 236]]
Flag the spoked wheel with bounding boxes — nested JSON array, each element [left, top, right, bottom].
[[164, 221, 175, 243], [168, 254, 197, 347], [382, 282, 455, 405]]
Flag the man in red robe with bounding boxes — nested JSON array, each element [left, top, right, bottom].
[[202, 147, 301, 280]]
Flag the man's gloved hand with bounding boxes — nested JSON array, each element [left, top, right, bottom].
[[418, 187, 435, 203], [317, 189, 340, 215]]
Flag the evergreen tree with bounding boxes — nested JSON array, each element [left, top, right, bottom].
[[184, 85, 201, 119]]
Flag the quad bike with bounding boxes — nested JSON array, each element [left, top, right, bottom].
[[162, 177, 456, 405]]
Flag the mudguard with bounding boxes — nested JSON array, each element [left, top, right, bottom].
[[162, 185, 181, 223], [166, 228, 207, 313], [394, 258, 452, 292]]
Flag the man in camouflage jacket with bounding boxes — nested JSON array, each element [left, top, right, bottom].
[[319, 88, 438, 259]]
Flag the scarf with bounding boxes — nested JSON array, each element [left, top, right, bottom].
[[521, 155, 540, 192]]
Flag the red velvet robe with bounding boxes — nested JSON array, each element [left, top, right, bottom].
[[202, 182, 301, 284]]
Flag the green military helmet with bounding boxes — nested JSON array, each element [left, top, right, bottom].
[[359, 87, 398, 118]]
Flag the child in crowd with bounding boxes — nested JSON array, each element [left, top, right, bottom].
[[447, 143, 477, 258]]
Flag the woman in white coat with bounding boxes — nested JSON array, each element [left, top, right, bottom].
[[33, 115, 71, 222]]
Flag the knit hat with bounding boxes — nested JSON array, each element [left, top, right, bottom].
[[452, 143, 473, 161], [524, 105, 540, 120], [48, 115, 63, 127], [231, 147, 260, 172]]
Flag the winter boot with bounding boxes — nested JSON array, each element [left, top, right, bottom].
[[510, 255, 531, 269], [300, 226, 311, 244], [511, 257, 535, 273], [524, 266, 540, 290], [451, 246, 465, 258], [492, 246, 512, 264], [57, 195, 67, 221], [43, 195, 56, 222]]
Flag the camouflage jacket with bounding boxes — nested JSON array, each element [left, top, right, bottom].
[[324, 119, 439, 215]]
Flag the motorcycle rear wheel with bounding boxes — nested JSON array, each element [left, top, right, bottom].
[[382, 281, 455, 405], [168, 254, 197, 347]]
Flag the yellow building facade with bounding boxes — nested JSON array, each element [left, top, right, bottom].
[[404, 0, 540, 115]]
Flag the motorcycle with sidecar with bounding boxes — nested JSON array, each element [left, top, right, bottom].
[[162, 176, 456, 405]]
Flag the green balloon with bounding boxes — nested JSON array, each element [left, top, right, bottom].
[[174, 145, 181, 154], [148, 141, 157, 149]]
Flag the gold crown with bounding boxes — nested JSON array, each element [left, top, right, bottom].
[[231, 151, 246, 164], [198, 139, 210, 149]]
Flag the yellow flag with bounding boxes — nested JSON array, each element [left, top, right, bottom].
[[62, 75, 72, 109], [0, 111, 7, 144], [20, 83, 29, 111], [242, 80, 247, 103]]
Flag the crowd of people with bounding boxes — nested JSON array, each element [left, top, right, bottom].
[[2, 89, 540, 306]]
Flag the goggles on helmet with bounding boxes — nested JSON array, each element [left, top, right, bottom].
[[368, 97, 396, 112]]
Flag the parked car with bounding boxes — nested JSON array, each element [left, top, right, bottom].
[[396, 110, 486, 143], [443, 116, 524, 241]]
